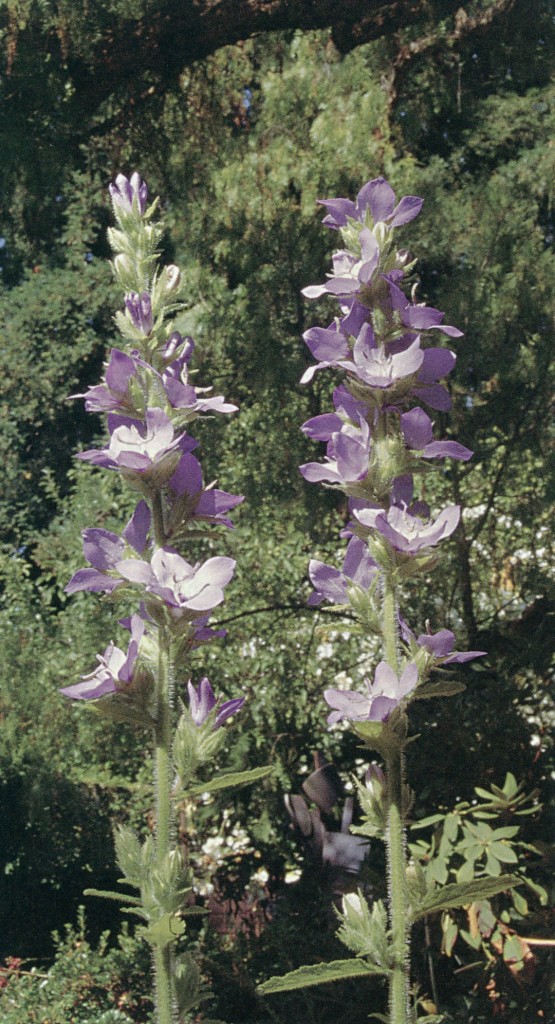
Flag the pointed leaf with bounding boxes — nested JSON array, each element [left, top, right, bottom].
[[84, 887, 142, 906], [413, 680, 466, 700], [257, 958, 389, 995], [184, 765, 274, 797], [489, 842, 518, 864], [411, 875, 520, 921]]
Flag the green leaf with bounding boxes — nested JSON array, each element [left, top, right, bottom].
[[182, 765, 274, 797], [83, 887, 142, 906], [489, 842, 518, 864], [413, 680, 466, 700], [411, 814, 445, 830], [257, 958, 389, 995], [411, 875, 520, 920]]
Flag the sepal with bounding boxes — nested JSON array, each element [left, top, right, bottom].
[[353, 708, 409, 758], [336, 892, 392, 969]]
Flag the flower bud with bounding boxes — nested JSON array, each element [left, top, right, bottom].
[[164, 265, 182, 294], [365, 763, 386, 793]]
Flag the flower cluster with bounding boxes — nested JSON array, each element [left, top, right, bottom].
[[61, 173, 244, 721], [300, 176, 484, 726]]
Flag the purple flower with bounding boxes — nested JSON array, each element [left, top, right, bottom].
[[65, 501, 151, 595], [189, 614, 227, 648], [411, 346, 457, 411], [401, 407, 473, 462], [168, 453, 243, 528], [300, 417, 372, 487], [125, 291, 153, 335], [399, 619, 486, 664], [72, 348, 139, 414], [302, 228, 380, 301], [317, 177, 423, 232], [74, 345, 237, 420], [60, 614, 145, 700], [308, 537, 377, 606], [300, 323, 351, 384], [187, 676, 244, 729], [162, 351, 238, 414], [117, 549, 235, 613], [162, 332, 195, 363], [78, 408, 197, 479], [348, 325, 424, 390], [109, 173, 148, 216], [387, 279, 463, 339], [325, 660, 418, 725], [355, 504, 460, 554]]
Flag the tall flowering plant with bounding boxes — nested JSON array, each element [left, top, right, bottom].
[[258, 178, 518, 1023], [62, 174, 271, 1024]]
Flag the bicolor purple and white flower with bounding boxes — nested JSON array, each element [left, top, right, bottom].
[[109, 172, 148, 217], [77, 408, 197, 478], [300, 417, 372, 488], [325, 660, 419, 725], [354, 504, 460, 554], [302, 229, 381, 301], [60, 614, 145, 701], [187, 676, 244, 730], [125, 291, 153, 336], [117, 548, 235, 613], [317, 177, 423, 233], [65, 500, 151, 595]]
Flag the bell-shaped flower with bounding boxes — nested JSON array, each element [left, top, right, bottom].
[[187, 676, 244, 729], [60, 614, 145, 700], [355, 504, 460, 554], [317, 176, 423, 232], [325, 660, 418, 725], [77, 408, 197, 482], [308, 537, 377, 607], [65, 501, 151, 595], [401, 407, 473, 462], [117, 548, 235, 613], [168, 453, 244, 529], [109, 172, 148, 216]]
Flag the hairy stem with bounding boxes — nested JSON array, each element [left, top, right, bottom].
[[383, 574, 399, 672], [383, 574, 410, 1023], [153, 629, 175, 1023], [386, 750, 410, 1024]]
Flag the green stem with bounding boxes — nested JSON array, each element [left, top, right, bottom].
[[152, 490, 166, 547], [153, 945, 174, 1024], [386, 750, 410, 1024], [383, 573, 410, 1024], [383, 573, 399, 672], [153, 630, 175, 1023]]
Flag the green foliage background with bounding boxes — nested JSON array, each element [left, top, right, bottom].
[[0, 2, 553, 1021]]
